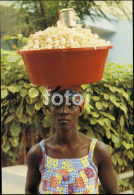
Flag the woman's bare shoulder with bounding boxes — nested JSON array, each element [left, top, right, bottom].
[[94, 140, 112, 165], [95, 140, 111, 154], [27, 143, 42, 168]]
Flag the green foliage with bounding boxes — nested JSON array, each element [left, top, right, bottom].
[[1, 37, 133, 193], [80, 63, 133, 173], [6, 1, 131, 37]]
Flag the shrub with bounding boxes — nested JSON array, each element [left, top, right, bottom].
[[1, 43, 133, 193]]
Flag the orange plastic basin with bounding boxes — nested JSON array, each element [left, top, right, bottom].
[[17, 46, 113, 90]]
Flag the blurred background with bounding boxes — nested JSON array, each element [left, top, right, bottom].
[[1, 0, 133, 194]]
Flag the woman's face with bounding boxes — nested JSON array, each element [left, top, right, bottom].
[[50, 96, 82, 130]]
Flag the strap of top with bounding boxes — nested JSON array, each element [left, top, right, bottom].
[[89, 139, 97, 159], [40, 140, 46, 157], [40, 139, 97, 159]]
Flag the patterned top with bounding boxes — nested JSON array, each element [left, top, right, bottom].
[[39, 139, 98, 194]]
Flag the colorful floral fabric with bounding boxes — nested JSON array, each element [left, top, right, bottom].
[[39, 139, 98, 194]]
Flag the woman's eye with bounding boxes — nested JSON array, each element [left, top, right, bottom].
[[51, 97, 62, 107], [54, 97, 61, 103]]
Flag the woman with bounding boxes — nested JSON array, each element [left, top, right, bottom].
[[25, 89, 119, 194]]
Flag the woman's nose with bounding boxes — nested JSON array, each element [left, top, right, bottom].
[[59, 102, 69, 115]]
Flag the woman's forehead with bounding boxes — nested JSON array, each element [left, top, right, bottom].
[[50, 89, 82, 96], [49, 89, 84, 108]]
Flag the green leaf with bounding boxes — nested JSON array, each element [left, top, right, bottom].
[[84, 125, 91, 131], [7, 85, 22, 93], [99, 128, 105, 136], [86, 127, 95, 138], [120, 115, 124, 130], [20, 88, 27, 97], [81, 84, 89, 90], [26, 96, 38, 104], [92, 96, 100, 101], [127, 151, 133, 161], [112, 134, 120, 148], [1, 89, 8, 99], [26, 104, 35, 116], [122, 91, 129, 100], [39, 86, 46, 93], [110, 94, 117, 103], [4, 114, 14, 124], [129, 101, 133, 107], [28, 88, 39, 98], [113, 102, 120, 107], [94, 87, 100, 94], [7, 55, 20, 62], [100, 111, 115, 121], [30, 83, 37, 87], [123, 180, 129, 188], [104, 83, 110, 88], [110, 128, 119, 136], [83, 112, 88, 119], [35, 101, 43, 110], [23, 83, 31, 89], [112, 155, 117, 166], [2, 142, 10, 153], [103, 118, 111, 128], [119, 104, 127, 114], [104, 93, 109, 100], [9, 137, 18, 147], [85, 105, 91, 114], [41, 96, 47, 105], [106, 145, 113, 154], [90, 118, 97, 125], [18, 59, 24, 65], [96, 134, 103, 141], [30, 97, 39, 104], [109, 86, 117, 93], [10, 121, 21, 137], [118, 158, 123, 166], [95, 102, 103, 110], [2, 100, 9, 108], [91, 112, 99, 118], [9, 107, 16, 113], [122, 141, 132, 149], [115, 154, 123, 166], [89, 105, 94, 110], [102, 101, 109, 108], [122, 158, 127, 166], [43, 115, 51, 128], [28, 117, 34, 124], [16, 105, 23, 118], [97, 119, 104, 126], [106, 130, 111, 139], [101, 78, 108, 83], [19, 115, 28, 124]]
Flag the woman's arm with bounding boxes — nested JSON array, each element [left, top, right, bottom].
[[95, 141, 119, 194], [25, 144, 42, 194]]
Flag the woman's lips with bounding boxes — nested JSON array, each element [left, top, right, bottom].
[[58, 119, 70, 123]]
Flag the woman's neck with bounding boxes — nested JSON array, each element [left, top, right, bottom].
[[54, 126, 80, 147]]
